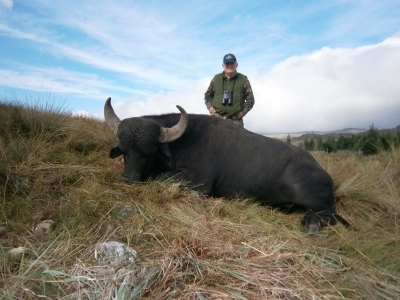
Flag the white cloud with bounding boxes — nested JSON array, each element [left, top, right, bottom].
[[0, 65, 138, 98], [245, 37, 400, 133], [72, 110, 100, 119], [109, 78, 209, 119], [0, 0, 13, 9]]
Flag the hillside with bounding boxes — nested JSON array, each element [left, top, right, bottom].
[[267, 125, 400, 142], [1, 100, 400, 299], [294, 125, 400, 142]]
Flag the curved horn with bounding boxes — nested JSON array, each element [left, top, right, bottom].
[[104, 97, 121, 134], [159, 105, 189, 143]]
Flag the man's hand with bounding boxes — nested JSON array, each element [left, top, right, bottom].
[[236, 111, 245, 120], [209, 106, 216, 115]]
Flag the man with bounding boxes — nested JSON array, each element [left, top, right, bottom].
[[204, 53, 255, 127]]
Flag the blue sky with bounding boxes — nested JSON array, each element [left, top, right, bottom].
[[1, 0, 400, 133]]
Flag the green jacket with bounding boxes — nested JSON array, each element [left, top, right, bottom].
[[211, 72, 247, 117]]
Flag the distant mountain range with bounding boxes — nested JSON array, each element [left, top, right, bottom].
[[264, 125, 400, 141]]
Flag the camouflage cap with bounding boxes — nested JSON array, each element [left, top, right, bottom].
[[223, 53, 237, 63]]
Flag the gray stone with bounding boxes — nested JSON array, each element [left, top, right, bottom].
[[92, 241, 137, 267]]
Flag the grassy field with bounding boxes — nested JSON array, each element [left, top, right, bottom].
[[0, 100, 399, 299]]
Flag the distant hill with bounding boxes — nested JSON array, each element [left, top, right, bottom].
[[265, 125, 400, 142]]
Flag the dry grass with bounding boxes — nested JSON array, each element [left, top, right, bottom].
[[0, 100, 399, 299]]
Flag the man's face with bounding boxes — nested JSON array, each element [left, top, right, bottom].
[[222, 62, 238, 77]]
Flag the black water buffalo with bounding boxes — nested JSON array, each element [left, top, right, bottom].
[[104, 97, 348, 233]]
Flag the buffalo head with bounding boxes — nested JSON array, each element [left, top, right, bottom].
[[104, 97, 188, 182]]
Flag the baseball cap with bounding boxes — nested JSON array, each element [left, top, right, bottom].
[[223, 53, 237, 63]]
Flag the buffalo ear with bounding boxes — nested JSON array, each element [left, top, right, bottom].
[[110, 146, 124, 158], [158, 144, 175, 169]]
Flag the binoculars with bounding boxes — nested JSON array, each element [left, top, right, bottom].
[[222, 91, 233, 105]]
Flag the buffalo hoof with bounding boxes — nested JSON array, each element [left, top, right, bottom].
[[301, 210, 322, 234], [305, 223, 320, 234]]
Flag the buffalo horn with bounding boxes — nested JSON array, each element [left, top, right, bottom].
[[104, 97, 121, 134], [159, 105, 188, 143]]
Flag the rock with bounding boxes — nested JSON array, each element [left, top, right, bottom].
[[34, 220, 55, 235], [8, 246, 27, 258], [114, 205, 136, 218], [92, 241, 137, 267]]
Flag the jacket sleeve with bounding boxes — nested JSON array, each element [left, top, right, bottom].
[[242, 78, 255, 115], [204, 77, 215, 110]]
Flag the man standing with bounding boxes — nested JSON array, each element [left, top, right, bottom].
[[204, 53, 255, 127]]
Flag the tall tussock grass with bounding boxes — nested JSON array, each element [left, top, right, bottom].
[[0, 100, 399, 299]]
